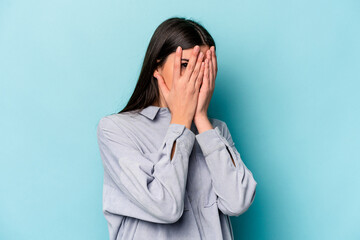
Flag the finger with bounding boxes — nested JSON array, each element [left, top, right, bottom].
[[211, 46, 218, 76], [173, 46, 182, 82], [155, 73, 169, 98], [190, 51, 204, 86], [184, 45, 200, 81], [204, 58, 209, 88], [201, 59, 209, 89], [208, 59, 212, 89], [195, 61, 205, 90], [208, 53, 213, 88]]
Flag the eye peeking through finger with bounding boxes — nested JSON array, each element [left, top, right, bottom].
[[181, 62, 188, 68]]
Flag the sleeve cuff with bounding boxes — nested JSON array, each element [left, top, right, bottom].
[[163, 123, 196, 156], [195, 126, 228, 157]]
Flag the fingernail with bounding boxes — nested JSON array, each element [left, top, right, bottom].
[[176, 46, 181, 53]]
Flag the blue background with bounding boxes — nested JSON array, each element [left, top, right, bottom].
[[1, 0, 359, 239]]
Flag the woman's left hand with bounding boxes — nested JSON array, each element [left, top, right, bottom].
[[194, 46, 217, 121]]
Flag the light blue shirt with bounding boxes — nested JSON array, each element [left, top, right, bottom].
[[96, 105, 257, 240]]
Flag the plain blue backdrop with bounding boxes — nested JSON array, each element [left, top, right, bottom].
[[1, 0, 359, 239]]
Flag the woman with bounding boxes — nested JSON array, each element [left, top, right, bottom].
[[97, 17, 257, 240]]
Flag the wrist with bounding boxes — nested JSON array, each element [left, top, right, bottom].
[[170, 118, 192, 130], [194, 116, 213, 134], [194, 114, 208, 123]]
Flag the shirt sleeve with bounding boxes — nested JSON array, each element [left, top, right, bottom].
[[195, 120, 257, 216], [97, 116, 196, 224]]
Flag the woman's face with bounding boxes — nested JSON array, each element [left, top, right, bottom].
[[154, 45, 211, 90]]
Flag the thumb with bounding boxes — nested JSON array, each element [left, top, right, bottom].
[[154, 73, 169, 98]]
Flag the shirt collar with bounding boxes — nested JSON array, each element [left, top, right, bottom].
[[139, 105, 169, 120]]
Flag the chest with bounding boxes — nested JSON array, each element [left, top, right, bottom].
[[126, 119, 217, 208]]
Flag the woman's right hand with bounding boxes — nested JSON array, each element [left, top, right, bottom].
[[156, 45, 205, 129]]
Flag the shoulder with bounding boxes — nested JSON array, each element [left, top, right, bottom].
[[209, 117, 225, 126], [208, 117, 234, 142], [209, 117, 228, 130], [97, 111, 139, 133]]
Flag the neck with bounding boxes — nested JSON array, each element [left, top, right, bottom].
[[153, 95, 168, 108]]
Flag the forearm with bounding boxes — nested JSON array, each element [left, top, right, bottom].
[[194, 115, 236, 167]]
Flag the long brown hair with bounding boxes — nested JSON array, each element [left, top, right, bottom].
[[118, 17, 216, 115]]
